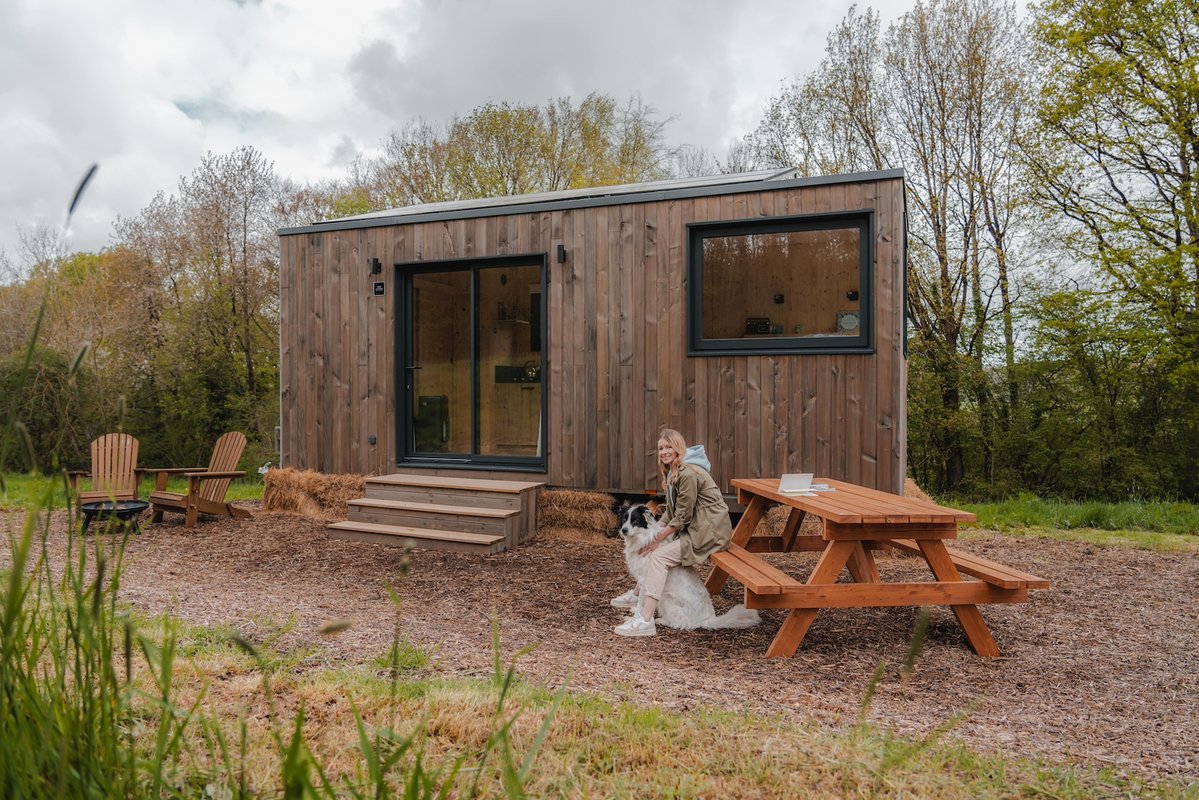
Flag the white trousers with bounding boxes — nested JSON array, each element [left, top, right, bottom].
[[642, 537, 684, 600]]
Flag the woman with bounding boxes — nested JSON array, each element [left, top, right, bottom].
[[612, 428, 733, 637]]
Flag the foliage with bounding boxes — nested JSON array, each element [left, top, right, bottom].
[[106, 146, 283, 468], [0, 347, 100, 471], [1026, 0, 1199, 499], [368, 93, 676, 209]]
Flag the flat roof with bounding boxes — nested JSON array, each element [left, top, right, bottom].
[[278, 167, 905, 237]]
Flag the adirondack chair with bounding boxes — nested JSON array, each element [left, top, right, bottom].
[[69, 433, 141, 504], [145, 432, 251, 528]]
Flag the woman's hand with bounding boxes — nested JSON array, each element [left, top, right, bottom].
[[639, 527, 673, 557]]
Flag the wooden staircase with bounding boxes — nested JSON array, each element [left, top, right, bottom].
[[327, 474, 543, 554]]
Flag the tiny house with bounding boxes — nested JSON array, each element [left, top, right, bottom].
[[277, 168, 907, 497]]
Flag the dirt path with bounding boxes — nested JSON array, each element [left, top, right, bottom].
[[7, 505, 1197, 782]]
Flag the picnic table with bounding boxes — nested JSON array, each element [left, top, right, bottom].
[[705, 477, 1049, 658]]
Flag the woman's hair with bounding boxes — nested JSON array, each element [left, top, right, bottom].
[[656, 428, 688, 490]]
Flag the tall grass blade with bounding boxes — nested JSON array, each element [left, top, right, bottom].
[[900, 609, 930, 683], [67, 163, 99, 220]]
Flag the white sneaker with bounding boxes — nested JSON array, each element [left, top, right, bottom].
[[610, 589, 639, 609], [614, 614, 656, 637]]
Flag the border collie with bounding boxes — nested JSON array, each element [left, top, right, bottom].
[[616, 504, 760, 630]]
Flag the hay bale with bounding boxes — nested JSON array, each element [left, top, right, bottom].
[[904, 478, 932, 503], [538, 488, 616, 542], [263, 468, 365, 519], [751, 503, 823, 538]]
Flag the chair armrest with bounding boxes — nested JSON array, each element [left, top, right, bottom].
[[67, 470, 90, 491], [143, 467, 202, 491], [185, 470, 246, 498]]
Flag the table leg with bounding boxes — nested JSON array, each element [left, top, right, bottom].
[[706, 495, 770, 595], [81, 511, 94, 532], [765, 540, 857, 658], [917, 539, 1001, 657], [781, 509, 807, 552], [846, 542, 881, 583]]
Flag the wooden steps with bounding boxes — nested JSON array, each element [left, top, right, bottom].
[[327, 474, 542, 554]]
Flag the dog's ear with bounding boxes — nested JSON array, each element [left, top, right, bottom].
[[645, 498, 661, 515], [606, 502, 632, 538], [630, 504, 654, 529]]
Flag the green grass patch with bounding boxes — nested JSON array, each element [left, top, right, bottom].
[[960, 525, 1199, 553], [0, 471, 263, 510], [953, 494, 1199, 537]]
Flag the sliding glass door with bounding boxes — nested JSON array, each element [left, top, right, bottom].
[[401, 258, 545, 467]]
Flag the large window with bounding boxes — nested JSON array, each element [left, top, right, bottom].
[[688, 212, 872, 355]]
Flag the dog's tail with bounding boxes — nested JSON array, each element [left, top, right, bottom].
[[703, 604, 761, 630]]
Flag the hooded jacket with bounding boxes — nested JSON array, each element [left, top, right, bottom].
[[663, 444, 732, 566]]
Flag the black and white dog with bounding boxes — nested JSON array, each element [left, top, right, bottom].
[[615, 504, 760, 630]]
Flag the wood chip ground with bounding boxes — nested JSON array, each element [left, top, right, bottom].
[[5, 504, 1196, 783]]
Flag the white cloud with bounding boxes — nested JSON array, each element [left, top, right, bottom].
[[0, 0, 919, 265]]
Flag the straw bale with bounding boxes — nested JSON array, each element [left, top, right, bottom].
[[539, 488, 614, 511], [752, 503, 825, 538], [904, 478, 932, 502], [263, 468, 365, 519], [538, 489, 617, 541]]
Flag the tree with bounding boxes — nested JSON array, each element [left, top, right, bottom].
[[370, 93, 676, 208], [1030, 0, 1199, 377], [111, 146, 289, 465], [1027, 0, 1199, 498], [748, 0, 1037, 492]]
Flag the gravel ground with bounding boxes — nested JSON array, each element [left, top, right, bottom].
[[5, 503, 1197, 783]]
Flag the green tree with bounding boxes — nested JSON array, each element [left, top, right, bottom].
[[1030, 0, 1199, 492]]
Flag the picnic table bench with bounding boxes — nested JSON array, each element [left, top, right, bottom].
[[706, 477, 1049, 658]]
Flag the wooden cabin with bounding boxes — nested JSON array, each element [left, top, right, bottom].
[[277, 168, 907, 502]]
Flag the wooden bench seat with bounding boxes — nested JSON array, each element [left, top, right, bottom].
[[886, 539, 1049, 589], [709, 543, 803, 595]]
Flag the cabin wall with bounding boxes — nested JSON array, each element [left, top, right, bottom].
[[279, 177, 907, 494]]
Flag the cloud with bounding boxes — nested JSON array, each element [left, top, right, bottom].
[[0, 0, 918, 264]]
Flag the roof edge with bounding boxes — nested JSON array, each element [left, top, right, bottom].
[[278, 167, 905, 238]]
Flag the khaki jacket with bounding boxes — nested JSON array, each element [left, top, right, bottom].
[[664, 463, 732, 566]]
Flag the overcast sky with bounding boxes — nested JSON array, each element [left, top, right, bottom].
[[0, 0, 917, 265]]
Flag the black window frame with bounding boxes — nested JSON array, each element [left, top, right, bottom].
[[687, 210, 874, 356]]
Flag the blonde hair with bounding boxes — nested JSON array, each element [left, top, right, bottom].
[[656, 428, 687, 491]]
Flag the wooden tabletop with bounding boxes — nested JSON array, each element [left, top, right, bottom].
[[731, 477, 976, 525]]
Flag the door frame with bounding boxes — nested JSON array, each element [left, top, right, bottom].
[[395, 253, 548, 471]]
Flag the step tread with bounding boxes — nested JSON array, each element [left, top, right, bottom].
[[348, 498, 519, 518], [367, 474, 543, 493], [327, 521, 505, 545]]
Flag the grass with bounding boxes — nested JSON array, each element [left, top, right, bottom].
[[943, 493, 1199, 551], [0, 471, 264, 511]]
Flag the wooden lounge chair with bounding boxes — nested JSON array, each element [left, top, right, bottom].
[[146, 432, 251, 528], [69, 433, 141, 504]]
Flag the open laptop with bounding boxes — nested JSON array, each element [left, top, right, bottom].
[[777, 473, 814, 494]]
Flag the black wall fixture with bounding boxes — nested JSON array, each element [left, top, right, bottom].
[[370, 257, 382, 275]]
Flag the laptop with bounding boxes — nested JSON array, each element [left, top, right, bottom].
[[777, 473, 814, 494]]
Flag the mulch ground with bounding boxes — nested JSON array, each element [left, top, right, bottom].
[[5, 503, 1197, 784]]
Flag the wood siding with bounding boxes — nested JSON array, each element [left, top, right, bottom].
[[279, 177, 907, 495]]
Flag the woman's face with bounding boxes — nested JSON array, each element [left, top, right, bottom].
[[657, 439, 678, 468]]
